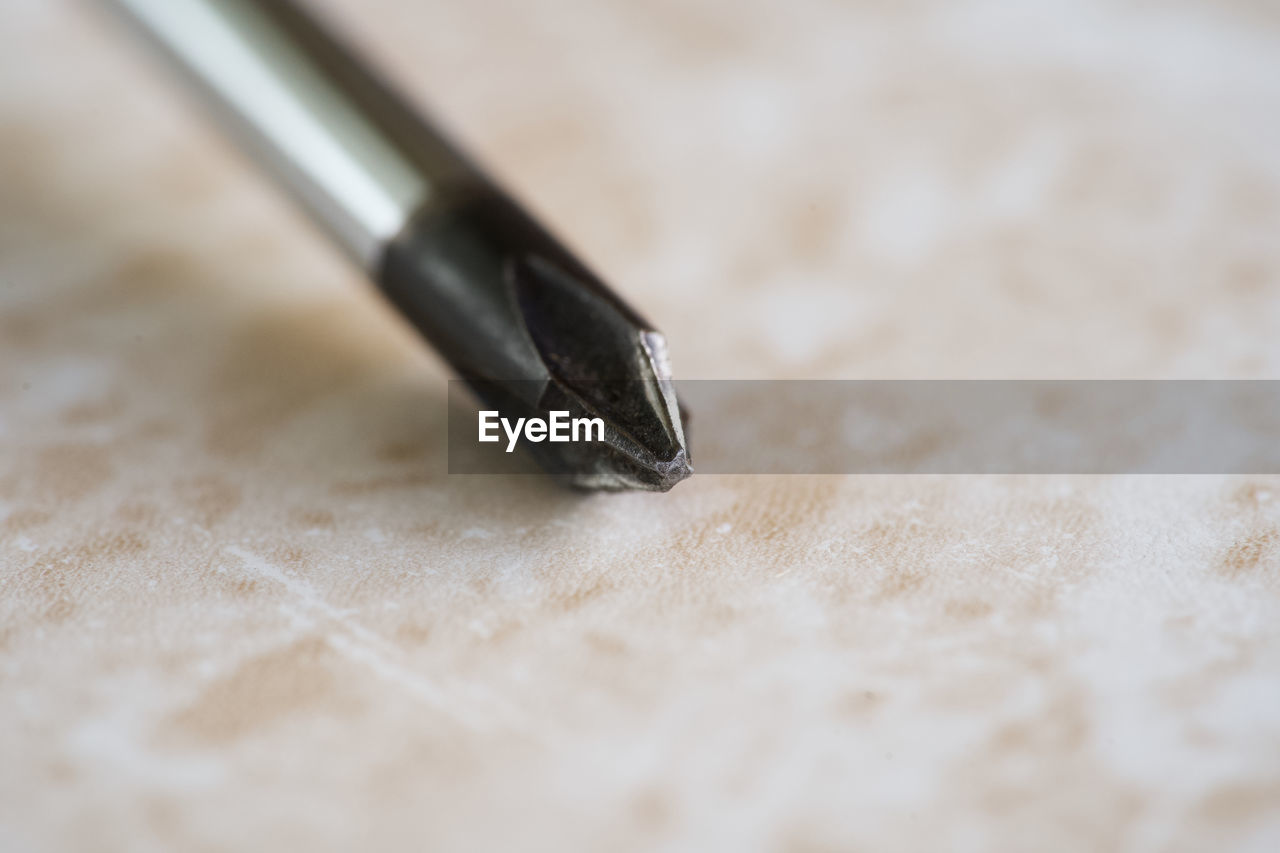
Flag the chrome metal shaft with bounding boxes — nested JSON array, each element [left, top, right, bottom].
[[109, 0, 468, 267]]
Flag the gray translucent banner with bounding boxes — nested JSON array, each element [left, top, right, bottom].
[[447, 380, 1280, 474]]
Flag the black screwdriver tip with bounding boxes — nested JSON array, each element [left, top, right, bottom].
[[379, 193, 692, 492], [515, 258, 692, 492]]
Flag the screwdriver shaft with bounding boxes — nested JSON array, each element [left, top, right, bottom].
[[109, 0, 466, 267]]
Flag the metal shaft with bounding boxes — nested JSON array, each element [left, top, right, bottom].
[[108, 0, 471, 267], [106, 0, 692, 491]]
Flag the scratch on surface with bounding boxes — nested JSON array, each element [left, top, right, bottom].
[[223, 545, 521, 731]]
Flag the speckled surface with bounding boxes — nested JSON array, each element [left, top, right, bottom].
[[2, 1, 1279, 850]]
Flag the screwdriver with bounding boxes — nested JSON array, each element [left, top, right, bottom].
[[105, 0, 692, 492]]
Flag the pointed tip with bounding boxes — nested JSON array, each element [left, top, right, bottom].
[[650, 448, 694, 492], [512, 255, 691, 492], [559, 400, 693, 492], [563, 446, 692, 493]]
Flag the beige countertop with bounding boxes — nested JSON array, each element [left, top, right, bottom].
[[2, 0, 1279, 850]]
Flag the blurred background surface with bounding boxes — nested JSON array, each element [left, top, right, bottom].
[[1, 0, 1279, 850]]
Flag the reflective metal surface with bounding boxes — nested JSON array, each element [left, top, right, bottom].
[[109, 0, 461, 267]]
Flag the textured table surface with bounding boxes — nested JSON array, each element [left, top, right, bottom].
[[2, 0, 1280, 850]]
